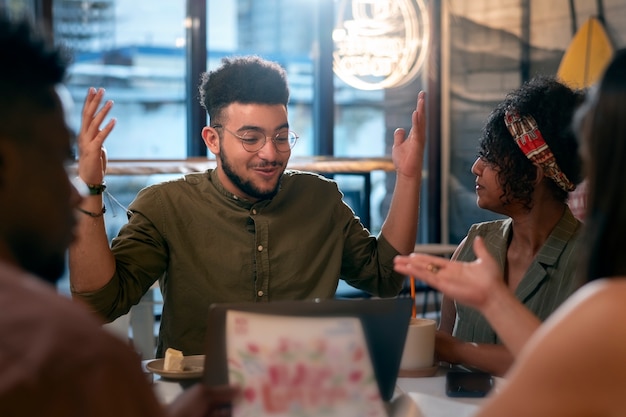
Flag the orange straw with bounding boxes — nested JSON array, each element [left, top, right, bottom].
[[410, 276, 416, 318]]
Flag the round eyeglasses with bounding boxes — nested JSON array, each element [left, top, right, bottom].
[[212, 125, 298, 153]]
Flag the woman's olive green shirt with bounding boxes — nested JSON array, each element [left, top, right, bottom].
[[74, 169, 405, 357], [453, 207, 583, 344]]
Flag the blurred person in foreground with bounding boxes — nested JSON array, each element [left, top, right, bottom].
[[395, 49, 626, 416], [69, 56, 426, 357], [403, 77, 585, 376], [0, 13, 236, 416]]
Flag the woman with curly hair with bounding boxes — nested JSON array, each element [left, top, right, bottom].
[[395, 50, 626, 417], [428, 76, 585, 376]]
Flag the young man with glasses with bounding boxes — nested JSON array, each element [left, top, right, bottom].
[[70, 56, 427, 358]]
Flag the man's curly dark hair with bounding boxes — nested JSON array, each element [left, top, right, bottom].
[[198, 55, 290, 123], [478, 76, 585, 210]]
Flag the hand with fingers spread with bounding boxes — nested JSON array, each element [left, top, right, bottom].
[[392, 91, 427, 180], [394, 237, 505, 311], [380, 91, 427, 256], [395, 236, 542, 362], [77, 87, 116, 185], [69, 87, 118, 295]]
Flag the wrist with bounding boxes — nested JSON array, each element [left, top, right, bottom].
[[86, 181, 106, 195], [74, 176, 106, 196], [77, 205, 106, 218], [396, 170, 422, 183], [456, 341, 479, 364], [480, 284, 513, 318]]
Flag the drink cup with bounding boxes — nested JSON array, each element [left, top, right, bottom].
[[399, 317, 436, 370]]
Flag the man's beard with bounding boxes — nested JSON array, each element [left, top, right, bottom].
[[220, 149, 282, 201]]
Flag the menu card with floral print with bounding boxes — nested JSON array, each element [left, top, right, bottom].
[[226, 310, 387, 417]]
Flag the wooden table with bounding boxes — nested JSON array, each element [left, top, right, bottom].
[[395, 366, 500, 417], [146, 365, 494, 417], [102, 156, 394, 175]]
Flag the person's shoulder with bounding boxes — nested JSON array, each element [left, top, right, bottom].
[[468, 217, 510, 232], [282, 170, 338, 189], [283, 169, 331, 181], [481, 279, 626, 416], [133, 172, 209, 204], [0, 264, 95, 329], [532, 278, 626, 350], [565, 278, 626, 319], [456, 218, 512, 261], [557, 206, 584, 241], [528, 279, 626, 388], [0, 267, 136, 375], [182, 170, 211, 185], [0, 275, 160, 416], [562, 205, 582, 227], [132, 174, 188, 197], [151, 173, 201, 190], [465, 217, 511, 240]]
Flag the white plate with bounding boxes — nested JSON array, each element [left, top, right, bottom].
[[145, 354, 205, 379]]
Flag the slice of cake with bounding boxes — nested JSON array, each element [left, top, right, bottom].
[[163, 348, 184, 371]]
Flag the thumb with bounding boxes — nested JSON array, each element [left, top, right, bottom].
[[101, 147, 108, 174], [393, 127, 407, 148], [472, 236, 489, 261], [472, 236, 499, 271]]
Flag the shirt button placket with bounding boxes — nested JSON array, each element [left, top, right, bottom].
[[256, 245, 264, 298], [252, 207, 269, 301]]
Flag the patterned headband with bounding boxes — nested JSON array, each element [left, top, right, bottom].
[[504, 109, 575, 192]]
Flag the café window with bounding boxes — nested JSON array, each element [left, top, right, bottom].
[[56, 0, 188, 158], [51, 0, 390, 161]]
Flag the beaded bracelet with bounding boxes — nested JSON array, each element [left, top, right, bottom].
[[72, 177, 106, 196], [77, 205, 106, 218], [87, 182, 107, 195]]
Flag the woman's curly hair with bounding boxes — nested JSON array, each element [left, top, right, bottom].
[[478, 76, 585, 210]]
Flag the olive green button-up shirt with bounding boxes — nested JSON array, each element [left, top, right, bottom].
[[75, 169, 405, 356]]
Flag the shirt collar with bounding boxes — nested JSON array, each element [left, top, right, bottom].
[[208, 168, 278, 210]]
